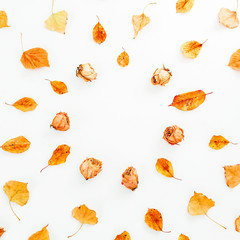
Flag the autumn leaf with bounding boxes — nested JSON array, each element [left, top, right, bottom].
[[188, 192, 226, 229], [178, 234, 189, 240], [0, 228, 5, 238], [117, 48, 129, 67], [169, 90, 212, 111], [40, 144, 70, 172], [228, 49, 240, 70], [181, 40, 207, 59], [145, 208, 170, 232], [28, 225, 49, 240], [68, 204, 98, 238], [132, 3, 156, 39], [235, 216, 240, 232], [224, 164, 240, 188], [209, 135, 237, 150], [1, 136, 31, 153], [3, 180, 29, 220], [218, 8, 239, 29], [0, 11, 9, 28], [93, 16, 107, 44], [115, 231, 131, 240], [176, 0, 195, 13], [156, 158, 181, 180], [5, 97, 37, 112], [45, 79, 68, 94]]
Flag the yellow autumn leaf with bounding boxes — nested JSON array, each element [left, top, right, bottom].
[[117, 48, 129, 67], [0, 11, 9, 28], [0, 228, 5, 237], [218, 8, 239, 29], [115, 231, 131, 240], [209, 135, 233, 150], [1, 136, 31, 153], [224, 164, 240, 188], [228, 49, 240, 70], [176, 0, 195, 13], [235, 216, 240, 232], [178, 234, 190, 240], [93, 16, 107, 44], [6, 97, 37, 112], [28, 225, 49, 240], [181, 40, 206, 59], [45, 79, 68, 94]]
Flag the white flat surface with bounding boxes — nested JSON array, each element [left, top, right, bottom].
[[1, 0, 240, 239]]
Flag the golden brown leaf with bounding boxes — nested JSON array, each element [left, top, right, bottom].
[[0, 228, 5, 238], [0, 11, 9, 28], [40, 145, 70, 172], [218, 8, 239, 29], [235, 216, 240, 232], [176, 0, 195, 13], [6, 97, 37, 112], [209, 135, 230, 150], [117, 48, 129, 67], [45, 79, 68, 94], [169, 90, 212, 111], [115, 231, 131, 240], [224, 164, 240, 188], [93, 16, 107, 44], [178, 234, 189, 240], [181, 40, 207, 59], [228, 49, 240, 70], [28, 225, 49, 240], [1, 136, 31, 153]]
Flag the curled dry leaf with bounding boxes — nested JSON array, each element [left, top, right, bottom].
[[40, 144, 70, 172], [224, 164, 240, 188], [45, 79, 68, 94], [235, 216, 240, 232], [68, 204, 98, 238], [209, 135, 237, 150], [156, 158, 181, 180], [6, 97, 37, 112], [28, 225, 49, 240], [176, 0, 195, 13], [151, 65, 172, 86], [179, 234, 190, 240], [163, 125, 184, 145], [93, 16, 107, 44], [1, 136, 30, 153], [218, 8, 239, 29], [51, 112, 70, 131], [169, 90, 212, 111], [76, 63, 97, 82], [117, 48, 129, 67], [0, 11, 9, 28], [115, 231, 131, 240], [80, 158, 102, 180], [188, 192, 226, 229], [122, 166, 138, 191], [3, 180, 29, 220], [132, 3, 156, 39], [181, 40, 207, 59], [0, 228, 5, 238], [228, 49, 240, 70]]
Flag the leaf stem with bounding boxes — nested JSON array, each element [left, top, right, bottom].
[[162, 230, 171, 233], [44, 79, 52, 82], [67, 224, 83, 238], [230, 142, 238, 145], [173, 176, 182, 181], [20, 32, 24, 52], [96, 15, 100, 22], [51, 0, 54, 14], [143, 2, 157, 13], [9, 201, 20, 221], [202, 39, 208, 45], [5, 102, 12, 106], [205, 214, 226, 229], [40, 165, 49, 173]]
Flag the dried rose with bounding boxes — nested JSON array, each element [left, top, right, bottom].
[[122, 166, 138, 191], [76, 63, 97, 82], [80, 158, 102, 180], [163, 125, 184, 145], [51, 112, 70, 131], [151, 65, 172, 86]]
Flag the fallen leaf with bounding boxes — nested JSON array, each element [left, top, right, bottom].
[[117, 48, 129, 67], [6, 97, 37, 112], [181, 40, 207, 59], [228, 49, 240, 70], [45, 79, 68, 94], [132, 3, 156, 39], [0, 11, 9, 28], [235, 216, 240, 232], [0, 228, 5, 238], [188, 192, 226, 229], [3, 180, 29, 220], [209, 135, 233, 150], [93, 16, 107, 44], [178, 234, 190, 240], [28, 225, 49, 240], [68, 204, 98, 238], [40, 144, 70, 172], [176, 0, 195, 13], [218, 8, 239, 29], [1, 136, 31, 153], [145, 208, 170, 232], [115, 231, 131, 240], [224, 164, 240, 188], [156, 158, 181, 180], [169, 90, 212, 111]]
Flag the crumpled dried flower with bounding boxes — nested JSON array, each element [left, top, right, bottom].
[[51, 112, 70, 131], [76, 63, 97, 82], [122, 166, 138, 191], [151, 65, 172, 86], [80, 158, 102, 180], [163, 125, 184, 145]]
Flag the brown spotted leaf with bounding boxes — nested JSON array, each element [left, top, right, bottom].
[[1, 136, 31, 153], [6, 97, 37, 112], [93, 17, 107, 44], [209, 135, 230, 150]]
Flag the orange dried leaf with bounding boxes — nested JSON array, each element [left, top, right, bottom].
[[218, 8, 239, 29], [117, 49, 129, 67], [6, 97, 37, 112], [1, 136, 31, 153], [209, 135, 230, 150], [176, 0, 195, 13], [169, 90, 212, 111], [45, 79, 68, 94], [181, 40, 206, 59], [93, 17, 107, 44], [224, 164, 240, 188], [178, 234, 190, 240], [28, 225, 49, 240], [115, 231, 131, 240], [0, 11, 9, 28], [228, 49, 240, 70], [0, 228, 5, 238], [235, 216, 240, 232]]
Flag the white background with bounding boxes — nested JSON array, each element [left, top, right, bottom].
[[1, 0, 240, 239]]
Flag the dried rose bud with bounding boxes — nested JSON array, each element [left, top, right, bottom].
[[151, 65, 172, 86], [51, 112, 70, 131], [163, 125, 184, 145], [76, 63, 97, 82], [122, 166, 138, 191], [80, 157, 102, 180]]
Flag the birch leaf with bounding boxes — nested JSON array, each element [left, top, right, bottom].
[[28, 225, 49, 240], [1, 136, 31, 153], [45, 79, 68, 94], [0, 11, 9, 28], [115, 231, 131, 240], [224, 164, 240, 188], [181, 40, 207, 59], [228, 49, 240, 70], [93, 16, 107, 44], [117, 48, 129, 67], [6, 97, 37, 112], [218, 8, 239, 29], [176, 0, 195, 13]]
